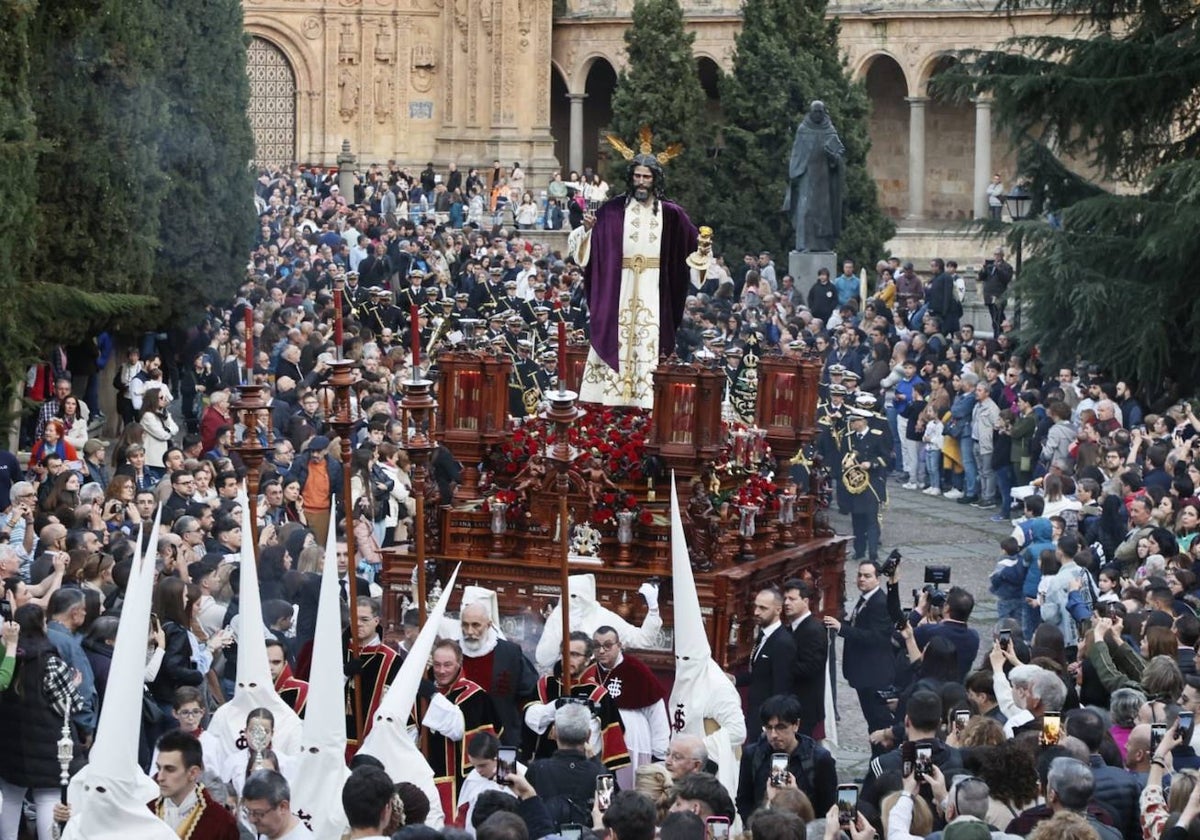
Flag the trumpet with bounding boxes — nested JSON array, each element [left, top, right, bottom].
[[841, 451, 870, 495]]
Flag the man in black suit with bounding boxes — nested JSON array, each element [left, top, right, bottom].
[[735, 588, 796, 743], [824, 560, 896, 734], [783, 578, 827, 739]]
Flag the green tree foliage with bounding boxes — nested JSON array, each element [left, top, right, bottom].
[[938, 1, 1200, 387], [153, 0, 255, 322], [0, 0, 255, 426], [0, 0, 41, 398], [707, 0, 893, 268], [28, 0, 168, 302], [608, 0, 710, 215]]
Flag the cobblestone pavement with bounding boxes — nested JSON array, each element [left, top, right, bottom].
[[823, 481, 1013, 781]]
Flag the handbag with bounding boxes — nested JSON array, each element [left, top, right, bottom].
[[142, 687, 164, 726]]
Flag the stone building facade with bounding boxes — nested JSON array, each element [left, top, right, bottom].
[[244, 0, 1079, 224]]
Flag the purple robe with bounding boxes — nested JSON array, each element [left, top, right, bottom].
[[583, 196, 699, 372]]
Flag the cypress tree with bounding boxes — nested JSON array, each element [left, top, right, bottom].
[[0, 0, 41, 401], [707, 0, 893, 267], [153, 0, 256, 322], [608, 0, 710, 216], [27, 0, 168, 303], [940, 1, 1200, 387]]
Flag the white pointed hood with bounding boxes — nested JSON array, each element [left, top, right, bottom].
[[360, 565, 461, 829], [207, 492, 302, 757], [63, 519, 177, 840], [665, 473, 743, 799], [533, 574, 599, 670], [290, 522, 350, 839]]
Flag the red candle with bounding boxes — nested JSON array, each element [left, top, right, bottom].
[[333, 286, 344, 356], [411, 303, 421, 377], [244, 307, 254, 381], [557, 320, 567, 392]]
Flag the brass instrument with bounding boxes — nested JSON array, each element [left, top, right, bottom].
[[841, 450, 870, 495]]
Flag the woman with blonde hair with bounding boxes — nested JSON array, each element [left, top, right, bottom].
[[634, 763, 674, 823]]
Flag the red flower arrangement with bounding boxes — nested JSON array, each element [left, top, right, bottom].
[[480, 488, 528, 523], [733, 475, 781, 512], [591, 490, 653, 527], [490, 407, 652, 484]]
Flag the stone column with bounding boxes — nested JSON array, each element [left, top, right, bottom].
[[337, 140, 357, 197], [568, 93, 587, 175], [905, 96, 927, 220], [973, 97, 993, 219]]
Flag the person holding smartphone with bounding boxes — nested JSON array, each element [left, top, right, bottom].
[[735, 695, 837, 822], [525, 703, 611, 826], [860, 691, 963, 809]]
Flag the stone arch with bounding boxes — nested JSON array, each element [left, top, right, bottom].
[[245, 36, 299, 168], [923, 54, 974, 220], [580, 56, 618, 173], [243, 21, 317, 163], [550, 63, 571, 176], [571, 52, 623, 97], [696, 55, 723, 134], [862, 52, 909, 219], [854, 51, 912, 97], [915, 50, 959, 98]]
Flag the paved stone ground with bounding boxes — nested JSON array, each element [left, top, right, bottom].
[[823, 481, 1013, 781]]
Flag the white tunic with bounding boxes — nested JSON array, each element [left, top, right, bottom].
[[574, 200, 663, 409]]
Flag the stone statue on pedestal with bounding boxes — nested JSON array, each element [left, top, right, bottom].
[[783, 101, 846, 253]]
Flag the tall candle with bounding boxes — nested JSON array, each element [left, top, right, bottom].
[[557, 320, 566, 393], [244, 307, 254, 383], [333, 285, 344, 357], [411, 303, 421, 379]]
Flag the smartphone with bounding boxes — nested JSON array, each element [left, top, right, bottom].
[[1151, 722, 1168, 752], [595, 774, 615, 812], [706, 816, 731, 840], [1181, 711, 1196, 733], [836, 784, 859, 825], [914, 744, 933, 779], [999, 629, 1012, 650], [150, 612, 162, 633], [954, 709, 971, 732], [900, 741, 915, 778], [1042, 711, 1062, 746], [497, 746, 517, 784], [560, 825, 583, 840], [770, 752, 789, 787]]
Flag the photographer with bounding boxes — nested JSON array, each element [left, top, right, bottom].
[[907, 583, 980, 681], [525, 702, 609, 825], [862, 690, 963, 813]]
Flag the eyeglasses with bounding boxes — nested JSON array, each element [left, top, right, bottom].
[[595, 641, 620, 651], [763, 722, 795, 733], [241, 805, 278, 821], [176, 709, 204, 718]]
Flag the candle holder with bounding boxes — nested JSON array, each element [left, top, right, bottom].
[[776, 492, 797, 548], [399, 377, 438, 625], [737, 504, 761, 562], [230, 382, 273, 545], [488, 502, 509, 558], [541, 387, 584, 689], [614, 510, 636, 568]]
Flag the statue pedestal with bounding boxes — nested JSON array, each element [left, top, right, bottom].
[[789, 250, 837, 301]]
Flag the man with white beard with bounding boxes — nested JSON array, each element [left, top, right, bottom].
[[458, 590, 538, 749]]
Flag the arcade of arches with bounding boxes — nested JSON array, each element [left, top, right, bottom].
[[244, 0, 1081, 223]]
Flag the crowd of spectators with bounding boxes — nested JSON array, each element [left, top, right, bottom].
[[1, 158, 1199, 840]]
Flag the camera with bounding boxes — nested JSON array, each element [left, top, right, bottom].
[[879, 548, 902, 578], [924, 565, 951, 586]]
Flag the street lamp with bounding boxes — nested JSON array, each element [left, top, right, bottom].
[[1002, 183, 1031, 329]]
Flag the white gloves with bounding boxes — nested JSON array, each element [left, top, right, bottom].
[[638, 581, 660, 611]]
